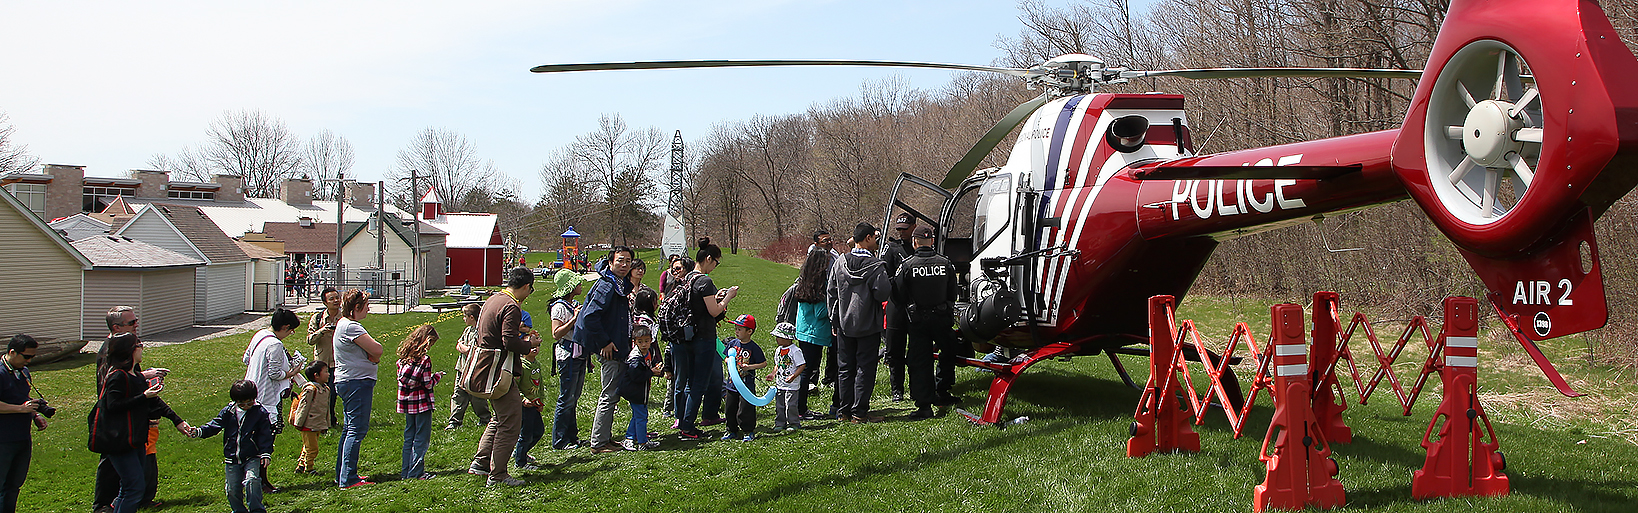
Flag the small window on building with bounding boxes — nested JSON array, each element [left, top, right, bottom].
[[82, 186, 134, 213], [4, 183, 46, 216], [167, 190, 215, 200], [446, 257, 451, 276]]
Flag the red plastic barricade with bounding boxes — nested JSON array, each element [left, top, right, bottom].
[[1127, 295, 1201, 457], [1411, 297, 1509, 498], [1253, 304, 1346, 512]]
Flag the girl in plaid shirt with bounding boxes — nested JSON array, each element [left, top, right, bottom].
[[396, 325, 443, 480]]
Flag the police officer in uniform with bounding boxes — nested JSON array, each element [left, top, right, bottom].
[[892, 225, 959, 419], [881, 212, 917, 402]]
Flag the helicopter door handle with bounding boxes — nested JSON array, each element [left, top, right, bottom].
[[1041, 217, 1062, 228]]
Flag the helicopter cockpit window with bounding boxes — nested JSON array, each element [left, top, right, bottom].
[[976, 174, 1012, 251]]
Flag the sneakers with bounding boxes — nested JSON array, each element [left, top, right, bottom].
[[800, 411, 826, 421], [444, 423, 459, 431], [622, 439, 660, 451], [851, 414, 885, 423], [415, 472, 438, 480], [891, 391, 905, 402], [721, 431, 739, 441], [785, 426, 799, 432], [467, 464, 490, 476], [590, 443, 622, 453], [515, 463, 544, 471], [670, 419, 680, 429], [341, 480, 375, 490], [699, 417, 725, 427], [741, 433, 756, 442], [678, 429, 706, 440], [487, 476, 526, 487]]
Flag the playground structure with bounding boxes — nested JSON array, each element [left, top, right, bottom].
[[557, 226, 591, 271], [1129, 293, 1508, 510]]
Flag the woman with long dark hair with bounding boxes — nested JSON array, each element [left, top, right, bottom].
[[674, 238, 739, 439], [92, 333, 166, 513], [792, 249, 837, 419]]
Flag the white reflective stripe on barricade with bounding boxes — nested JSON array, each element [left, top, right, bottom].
[[1446, 355, 1478, 368], [1276, 363, 1308, 377], [1275, 344, 1306, 356], [1446, 336, 1478, 349]]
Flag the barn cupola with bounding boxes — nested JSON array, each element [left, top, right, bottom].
[[420, 187, 444, 221]]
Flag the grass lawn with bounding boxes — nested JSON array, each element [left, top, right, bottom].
[[20, 253, 1638, 512]]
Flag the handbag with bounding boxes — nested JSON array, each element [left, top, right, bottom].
[[463, 346, 514, 400]]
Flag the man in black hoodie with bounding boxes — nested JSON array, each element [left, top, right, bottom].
[[827, 222, 891, 423]]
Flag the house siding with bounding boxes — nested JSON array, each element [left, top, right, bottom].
[[199, 263, 247, 321], [81, 270, 142, 338], [0, 204, 85, 341], [142, 268, 195, 333]]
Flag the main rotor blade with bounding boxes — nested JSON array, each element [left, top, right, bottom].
[[942, 93, 1051, 189], [531, 59, 1031, 77], [1121, 67, 1421, 80]]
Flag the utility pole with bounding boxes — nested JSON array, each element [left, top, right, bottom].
[[405, 169, 421, 292], [332, 173, 348, 288], [376, 181, 385, 272]]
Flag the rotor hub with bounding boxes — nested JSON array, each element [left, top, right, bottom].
[[1462, 99, 1525, 167]]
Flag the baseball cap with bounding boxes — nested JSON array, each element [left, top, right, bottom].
[[893, 212, 914, 229], [729, 314, 756, 331], [912, 225, 935, 239]]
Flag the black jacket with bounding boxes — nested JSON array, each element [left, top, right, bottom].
[[882, 237, 915, 330], [891, 246, 957, 326], [198, 404, 276, 464], [90, 369, 163, 454]]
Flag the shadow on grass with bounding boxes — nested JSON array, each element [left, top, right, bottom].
[[729, 419, 1076, 508], [33, 351, 97, 372]]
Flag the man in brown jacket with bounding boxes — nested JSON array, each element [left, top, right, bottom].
[[467, 268, 540, 487]]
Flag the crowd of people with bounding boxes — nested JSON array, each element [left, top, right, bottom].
[[0, 214, 965, 511]]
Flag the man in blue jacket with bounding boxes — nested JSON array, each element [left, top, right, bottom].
[[577, 247, 635, 453]]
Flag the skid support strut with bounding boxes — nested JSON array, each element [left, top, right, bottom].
[[1411, 297, 1509, 499]]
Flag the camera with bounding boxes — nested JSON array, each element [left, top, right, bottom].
[[32, 399, 55, 418]]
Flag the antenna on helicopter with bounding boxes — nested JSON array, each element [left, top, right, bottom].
[[1311, 215, 1363, 253]]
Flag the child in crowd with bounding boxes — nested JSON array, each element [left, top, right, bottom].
[[722, 314, 766, 442], [766, 322, 807, 431], [448, 303, 492, 430], [514, 311, 546, 470], [396, 325, 443, 480], [549, 270, 590, 450], [620, 324, 662, 451], [193, 380, 276, 513], [290, 361, 332, 475]]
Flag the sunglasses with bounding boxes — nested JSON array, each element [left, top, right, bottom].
[[14, 352, 34, 360]]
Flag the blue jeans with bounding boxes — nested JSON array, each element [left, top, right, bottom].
[[676, 331, 721, 431], [0, 440, 30, 513], [626, 403, 649, 444], [400, 412, 431, 479], [513, 406, 543, 466], [334, 379, 375, 487], [224, 460, 265, 513], [105, 449, 143, 513], [551, 356, 588, 449]]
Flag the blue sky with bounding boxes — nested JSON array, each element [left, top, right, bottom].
[[1, 1, 1152, 202]]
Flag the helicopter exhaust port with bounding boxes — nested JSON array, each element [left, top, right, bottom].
[[1105, 115, 1150, 153]]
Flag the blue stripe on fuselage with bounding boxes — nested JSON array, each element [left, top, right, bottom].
[[1035, 96, 1081, 249]]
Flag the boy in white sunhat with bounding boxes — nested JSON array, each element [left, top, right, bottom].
[[765, 322, 807, 431]]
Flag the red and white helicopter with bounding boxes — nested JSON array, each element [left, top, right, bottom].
[[533, 0, 1638, 424]]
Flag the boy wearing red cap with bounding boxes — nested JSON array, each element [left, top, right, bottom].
[[721, 315, 766, 441]]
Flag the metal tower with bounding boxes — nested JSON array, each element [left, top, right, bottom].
[[669, 130, 685, 218]]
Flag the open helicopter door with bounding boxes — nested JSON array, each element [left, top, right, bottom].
[[882, 172, 953, 253]]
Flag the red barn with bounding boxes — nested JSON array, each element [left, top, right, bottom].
[[419, 189, 503, 287]]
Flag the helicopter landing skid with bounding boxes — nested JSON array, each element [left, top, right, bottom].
[[961, 341, 1089, 427]]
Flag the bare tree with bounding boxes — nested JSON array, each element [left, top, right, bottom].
[[0, 112, 39, 175], [387, 127, 501, 213], [569, 114, 668, 246], [199, 110, 305, 197], [145, 147, 211, 181], [300, 130, 355, 201]]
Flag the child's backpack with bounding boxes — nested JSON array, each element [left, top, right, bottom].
[[657, 271, 703, 343], [774, 281, 799, 326]]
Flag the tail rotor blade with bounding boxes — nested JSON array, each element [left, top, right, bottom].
[[942, 93, 1051, 189]]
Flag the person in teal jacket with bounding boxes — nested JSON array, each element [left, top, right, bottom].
[[792, 249, 835, 419]]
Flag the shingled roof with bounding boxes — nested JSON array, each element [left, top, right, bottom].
[[262, 221, 339, 254], [72, 235, 205, 269], [111, 204, 249, 264]]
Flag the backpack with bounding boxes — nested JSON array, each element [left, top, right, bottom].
[[657, 271, 703, 343], [774, 281, 799, 326]]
